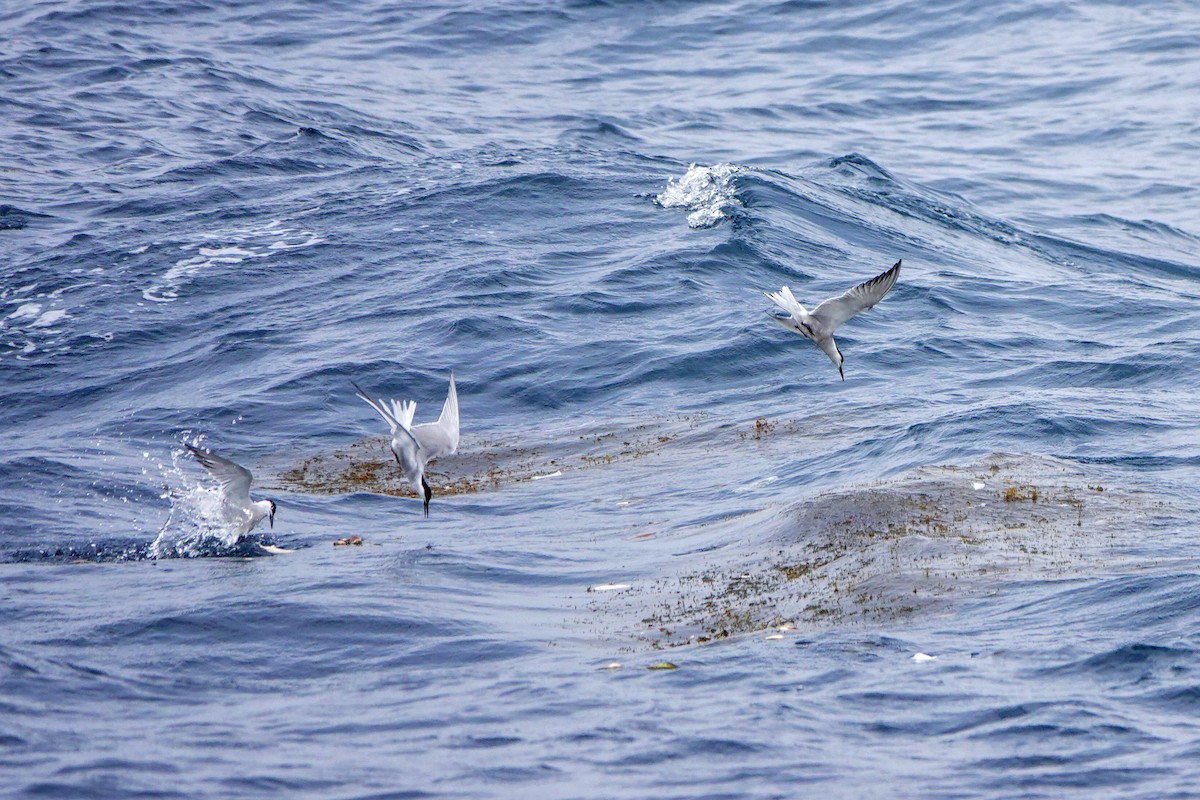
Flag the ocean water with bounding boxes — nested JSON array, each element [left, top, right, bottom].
[[3, 0, 1200, 797]]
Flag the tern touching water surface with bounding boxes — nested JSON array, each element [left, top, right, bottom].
[[765, 259, 901, 381], [184, 443, 276, 539], [352, 373, 459, 516]]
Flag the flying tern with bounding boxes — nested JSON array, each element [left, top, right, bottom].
[[352, 372, 459, 516], [184, 443, 276, 538], [765, 259, 901, 380]]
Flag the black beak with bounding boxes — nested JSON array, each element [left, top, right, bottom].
[[839, 365, 844, 382], [269, 511, 275, 529], [422, 477, 432, 518]]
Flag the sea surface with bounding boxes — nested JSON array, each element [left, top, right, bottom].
[[4, 1, 1200, 797]]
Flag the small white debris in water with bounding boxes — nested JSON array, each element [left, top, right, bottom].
[[602, 662, 622, 670], [778, 623, 796, 631], [615, 501, 630, 507], [530, 470, 562, 481], [765, 634, 784, 641], [973, 481, 986, 490], [591, 583, 630, 592], [912, 652, 937, 662]]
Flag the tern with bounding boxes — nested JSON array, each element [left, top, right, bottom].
[[184, 443, 276, 538], [765, 259, 901, 381], [352, 372, 459, 516]]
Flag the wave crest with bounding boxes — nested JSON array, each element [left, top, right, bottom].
[[655, 162, 744, 228]]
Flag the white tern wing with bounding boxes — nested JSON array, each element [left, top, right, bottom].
[[808, 260, 901, 332], [185, 443, 253, 508], [413, 372, 459, 460], [352, 381, 422, 454]]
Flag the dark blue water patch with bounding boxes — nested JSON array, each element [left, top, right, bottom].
[[966, 720, 1146, 747], [862, 701, 1051, 738], [1, 648, 174, 709], [3, 540, 154, 564], [970, 745, 1136, 772], [844, 402, 1078, 461], [19, 781, 188, 800], [558, 117, 644, 146], [1135, 684, 1200, 713], [83, 600, 462, 652], [0, 732, 28, 748], [90, 183, 249, 220], [611, 736, 768, 770], [380, 637, 537, 672], [0, 205, 54, 230], [454, 734, 523, 749], [1073, 454, 1200, 471], [972, 354, 1187, 389], [0, 527, 287, 562], [1112, 31, 1200, 55], [0, 458, 149, 543], [424, 548, 592, 589], [1033, 231, 1200, 285], [1036, 643, 1196, 687], [215, 775, 345, 796], [149, 126, 390, 184], [978, 764, 1170, 792], [839, 183, 1024, 250], [999, 574, 1200, 639], [1060, 214, 1200, 248], [406, 5, 573, 51], [54, 759, 182, 778]]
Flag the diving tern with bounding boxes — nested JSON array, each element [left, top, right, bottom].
[[184, 443, 276, 537], [352, 372, 459, 516], [765, 259, 901, 380]]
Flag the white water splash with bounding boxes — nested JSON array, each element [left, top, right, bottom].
[[656, 163, 744, 228], [150, 442, 251, 558]]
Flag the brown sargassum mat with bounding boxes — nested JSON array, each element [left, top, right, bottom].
[[575, 454, 1168, 651], [269, 416, 1171, 653], [274, 416, 704, 497]]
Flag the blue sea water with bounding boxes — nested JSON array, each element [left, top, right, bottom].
[[3, 0, 1200, 797]]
